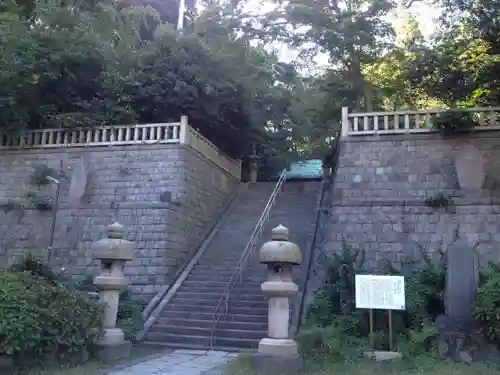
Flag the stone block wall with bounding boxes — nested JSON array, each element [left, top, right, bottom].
[[326, 132, 500, 267], [0, 144, 238, 301]]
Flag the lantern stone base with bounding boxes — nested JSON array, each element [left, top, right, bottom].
[[252, 353, 303, 375], [364, 351, 402, 361], [94, 328, 132, 363], [0, 355, 13, 371], [252, 338, 303, 374], [258, 338, 298, 356]]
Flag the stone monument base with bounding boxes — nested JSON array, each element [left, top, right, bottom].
[[436, 314, 500, 364], [252, 353, 303, 375], [252, 338, 303, 375], [364, 351, 402, 361], [94, 341, 132, 363], [94, 328, 132, 363], [0, 355, 13, 371], [258, 338, 298, 356]]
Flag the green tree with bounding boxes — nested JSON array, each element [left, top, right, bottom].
[[263, 0, 395, 111], [0, 0, 316, 166]]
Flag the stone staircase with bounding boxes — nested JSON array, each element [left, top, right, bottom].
[[144, 180, 322, 350]]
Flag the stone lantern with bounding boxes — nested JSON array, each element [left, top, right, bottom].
[[249, 149, 259, 183], [253, 225, 303, 374], [92, 222, 134, 362]]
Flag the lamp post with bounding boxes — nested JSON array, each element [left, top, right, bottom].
[[177, 0, 186, 30], [46, 175, 61, 262]]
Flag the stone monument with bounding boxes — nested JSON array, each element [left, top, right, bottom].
[[92, 222, 134, 362], [249, 149, 259, 183], [454, 144, 485, 190], [437, 237, 480, 363], [68, 154, 89, 207], [253, 225, 303, 374]]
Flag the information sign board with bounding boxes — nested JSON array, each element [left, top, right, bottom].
[[355, 274, 405, 310]]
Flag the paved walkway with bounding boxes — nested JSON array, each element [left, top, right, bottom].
[[108, 349, 238, 375]]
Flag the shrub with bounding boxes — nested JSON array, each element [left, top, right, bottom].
[[302, 242, 447, 357], [118, 291, 144, 342], [0, 271, 102, 364], [9, 253, 61, 283], [402, 245, 446, 325], [69, 274, 144, 342], [399, 321, 439, 357], [297, 325, 362, 361], [432, 110, 478, 134], [474, 268, 500, 343], [10, 255, 144, 343], [306, 243, 366, 335]]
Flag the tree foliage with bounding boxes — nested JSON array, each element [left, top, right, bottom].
[[0, 0, 311, 162], [2, 0, 500, 166]]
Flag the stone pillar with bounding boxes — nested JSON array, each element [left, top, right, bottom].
[[322, 154, 333, 181], [249, 151, 259, 183], [92, 222, 134, 362], [322, 162, 330, 180], [253, 225, 303, 374]]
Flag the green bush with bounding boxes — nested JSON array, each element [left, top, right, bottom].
[[0, 271, 102, 363], [474, 267, 500, 342], [69, 274, 144, 342], [398, 321, 439, 357], [297, 325, 363, 361], [117, 291, 144, 342], [9, 253, 62, 283], [10, 254, 144, 343], [302, 242, 447, 358], [402, 245, 446, 325], [432, 110, 478, 133], [306, 243, 367, 335]]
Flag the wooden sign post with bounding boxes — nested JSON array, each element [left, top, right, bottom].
[[355, 274, 405, 361]]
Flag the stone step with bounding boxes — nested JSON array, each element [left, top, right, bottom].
[[145, 332, 258, 349], [195, 253, 260, 259], [186, 270, 266, 278], [207, 228, 256, 235], [143, 181, 321, 350], [191, 268, 263, 275], [192, 265, 264, 273], [189, 267, 265, 275], [186, 274, 266, 282], [156, 317, 268, 331], [171, 297, 268, 309], [191, 265, 262, 273], [195, 259, 262, 266], [174, 291, 266, 302], [195, 250, 260, 257], [177, 284, 262, 295], [164, 303, 268, 315], [160, 310, 268, 323], [150, 324, 267, 340], [196, 251, 261, 258], [142, 340, 253, 353], [181, 280, 262, 289]]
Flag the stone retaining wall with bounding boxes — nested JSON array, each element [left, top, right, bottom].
[[327, 132, 500, 266], [0, 144, 238, 301]]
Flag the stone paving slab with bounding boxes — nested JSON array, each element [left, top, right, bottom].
[[107, 349, 237, 375]]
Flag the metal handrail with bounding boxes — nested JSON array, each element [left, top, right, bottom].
[[209, 169, 288, 348]]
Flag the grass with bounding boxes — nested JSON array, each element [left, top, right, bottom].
[[15, 362, 104, 375], [10, 344, 169, 375], [223, 354, 500, 375]]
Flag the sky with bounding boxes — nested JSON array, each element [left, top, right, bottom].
[[240, 0, 441, 68]]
